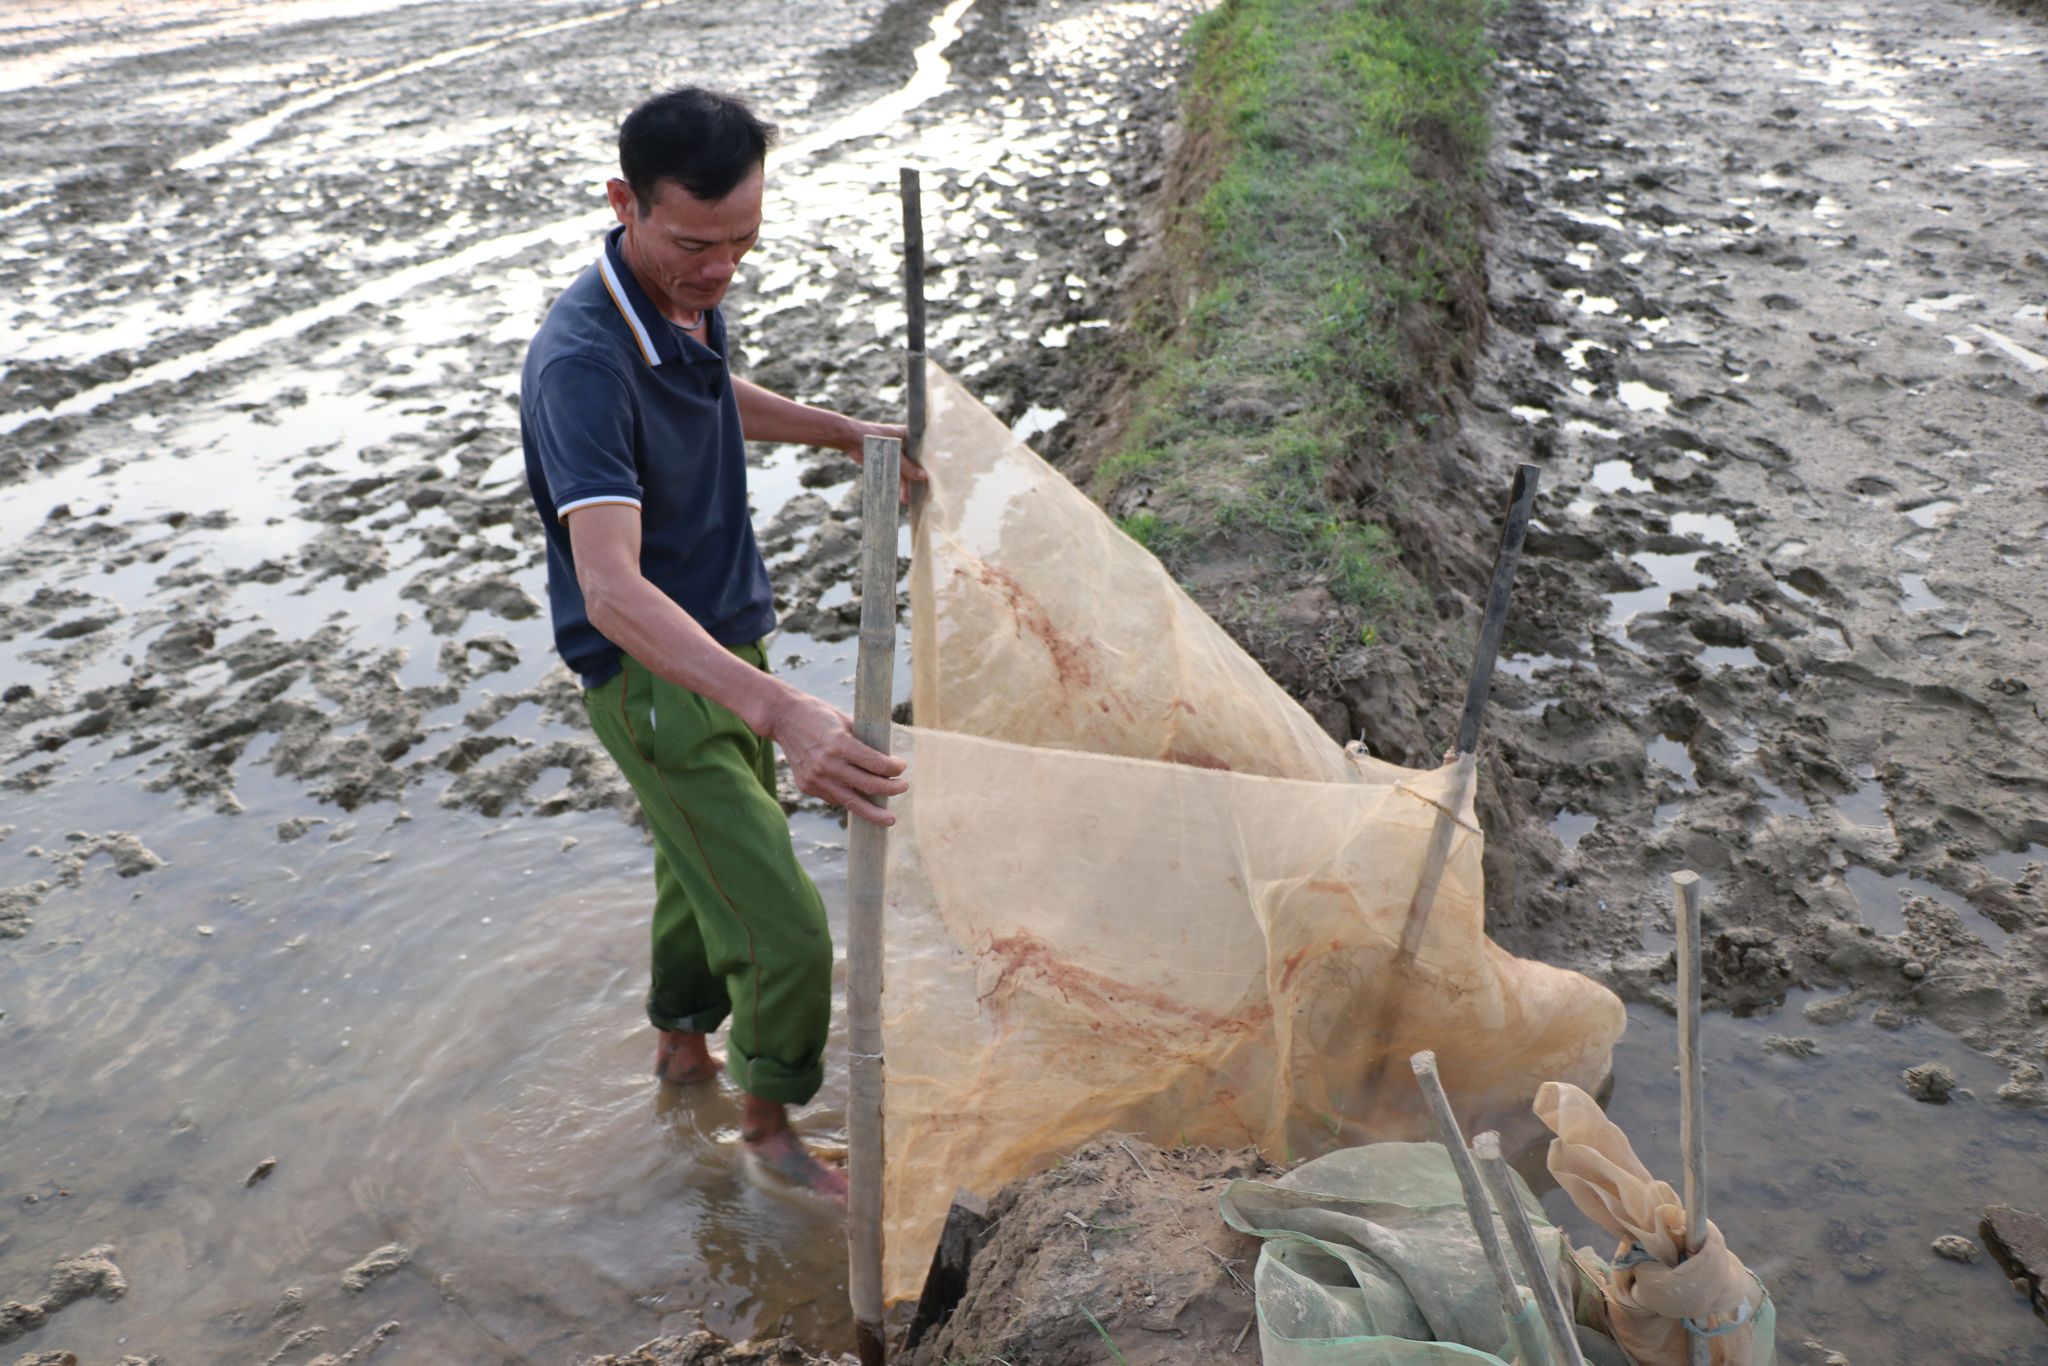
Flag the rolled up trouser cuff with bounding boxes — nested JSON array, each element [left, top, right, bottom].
[[726, 1044, 824, 1106], [648, 999, 731, 1035]]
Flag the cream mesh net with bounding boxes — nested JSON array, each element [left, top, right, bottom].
[[878, 362, 1626, 1300]]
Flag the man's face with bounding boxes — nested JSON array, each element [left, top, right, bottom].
[[608, 163, 764, 313]]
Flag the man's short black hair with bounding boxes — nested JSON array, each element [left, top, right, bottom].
[[618, 86, 777, 211]]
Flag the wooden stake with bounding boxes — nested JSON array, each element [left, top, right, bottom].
[[1673, 869, 1709, 1366], [1393, 465, 1539, 962], [848, 434, 902, 1366], [1475, 1130, 1587, 1366], [1456, 464, 1540, 758], [900, 168, 927, 499], [1396, 751, 1476, 961], [1361, 473, 1537, 1115], [1410, 1052, 1525, 1326]]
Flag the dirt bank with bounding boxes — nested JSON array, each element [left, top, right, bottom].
[[1039, 0, 1572, 937], [578, 1328, 837, 1366]]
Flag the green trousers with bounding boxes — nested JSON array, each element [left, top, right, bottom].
[[584, 645, 832, 1105]]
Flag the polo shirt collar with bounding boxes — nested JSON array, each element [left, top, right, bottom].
[[598, 224, 722, 369]]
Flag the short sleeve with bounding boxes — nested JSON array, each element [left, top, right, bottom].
[[528, 356, 642, 520]]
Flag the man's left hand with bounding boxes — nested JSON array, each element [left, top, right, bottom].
[[842, 419, 927, 505]]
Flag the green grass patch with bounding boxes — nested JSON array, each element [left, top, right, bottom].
[[1100, 0, 1498, 628]]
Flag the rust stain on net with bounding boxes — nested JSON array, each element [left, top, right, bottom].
[[977, 929, 1273, 1041]]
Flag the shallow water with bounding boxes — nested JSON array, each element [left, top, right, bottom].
[[1521, 998, 2048, 1365], [2, 635, 893, 1357], [0, 0, 1203, 1358]]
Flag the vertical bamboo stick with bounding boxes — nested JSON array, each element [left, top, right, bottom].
[[1393, 465, 1539, 962], [1474, 1131, 1587, 1366], [1455, 464, 1540, 758], [1672, 869, 1709, 1366], [1410, 1052, 1525, 1326], [848, 434, 902, 1366], [900, 168, 927, 495], [1396, 751, 1477, 961], [1365, 472, 1535, 1121]]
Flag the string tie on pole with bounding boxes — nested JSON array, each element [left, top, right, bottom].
[[1612, 1241, 1657, 1270], [1684, 1300, 1751, 1338]]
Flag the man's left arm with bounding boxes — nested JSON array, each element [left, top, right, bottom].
[[732, 376, 926, 502]]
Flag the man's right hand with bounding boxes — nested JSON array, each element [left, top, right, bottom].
[[761, 689, 907, 826]]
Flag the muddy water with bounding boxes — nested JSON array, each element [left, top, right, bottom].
[[1519, 998, 2048, 1364], [1476, 0, 2048, 1359], [0, 0, 1199, 1359]]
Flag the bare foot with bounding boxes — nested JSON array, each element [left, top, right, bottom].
[[654, 1029, 720, 1085], [744, 1129, 850, 1206], [742, 1095, 848, 1207]]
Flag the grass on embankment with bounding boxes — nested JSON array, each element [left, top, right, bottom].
[[1097, 0, 1497, 648]]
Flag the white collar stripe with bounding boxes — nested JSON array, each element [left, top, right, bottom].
[[597, 250, 663, 368]]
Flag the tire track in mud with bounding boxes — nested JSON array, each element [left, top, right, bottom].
[[0, 0, 987, 444], [172, 0, 691, 172], [1472, 0, 2048, 1133], [0, 0, 898, 423]]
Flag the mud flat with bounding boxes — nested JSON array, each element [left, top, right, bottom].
[[0, 0, 1203, 1360], [1461, 0, 2048, 1359], [1469, 0, 2048, 1070], [1473, 0, 2048, 1054]]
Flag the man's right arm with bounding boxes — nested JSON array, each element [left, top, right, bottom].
[[565, 503, 905, 825]]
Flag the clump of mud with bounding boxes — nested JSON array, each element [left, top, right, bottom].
[[0, 1244, 128, 1345], [903, 1138, 1267, 1366], [578, 1328, 838, 1366]]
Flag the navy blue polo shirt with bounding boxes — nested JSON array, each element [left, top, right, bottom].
[[520, 225, 775, 689]]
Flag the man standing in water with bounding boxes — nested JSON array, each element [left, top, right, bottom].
[[520, 87, 920, 1203]]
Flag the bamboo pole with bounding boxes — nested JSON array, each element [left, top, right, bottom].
[[1455, 463, 1540, 758], [1410, 1052, 1524, 1325], [1474, 1130, 1587, 1366], [1396, 751, 1476, 961], [847, 434, 902, 1366], [1673, 869, 1709, 1366], [1394, 465, 1539, 960], [900, 168, 927, 501], [1355, 472, 1541, 1125]]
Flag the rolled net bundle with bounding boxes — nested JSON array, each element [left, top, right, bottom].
[[877, 363, 1626, 1300], [1535, 1083, 1774, 1365]]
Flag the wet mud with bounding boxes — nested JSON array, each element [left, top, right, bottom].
[[903, 1139, 1266, 1366], [578, 1328, 832, 1366], [1460, 0, 2048, 1359], [7, 0, 2047, 1360], [1473, 0, 2048, 1057], [0, 0, 1199, 1360]]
